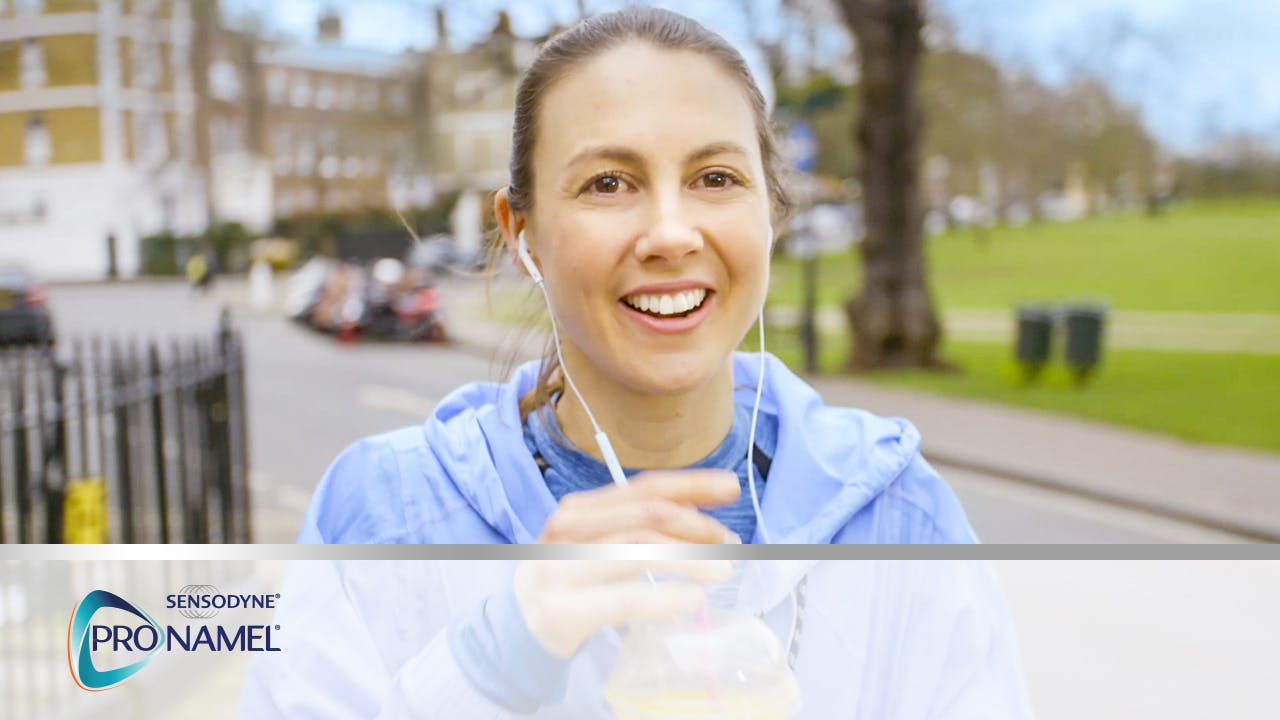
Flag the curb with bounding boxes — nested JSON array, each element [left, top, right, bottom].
[[922, 446, 1280, 542]]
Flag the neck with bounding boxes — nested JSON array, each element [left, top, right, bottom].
[[552, 345, 736, 470]]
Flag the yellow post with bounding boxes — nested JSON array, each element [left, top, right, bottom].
[[63, 477, 108, 544]]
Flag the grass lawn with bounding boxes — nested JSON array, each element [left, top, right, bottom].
[[758, 326, 1280, 455], [768, 198, 1280, 313]]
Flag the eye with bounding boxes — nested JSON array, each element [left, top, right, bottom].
[[696, 170, 741, 190], [581, 172, 632, 196]]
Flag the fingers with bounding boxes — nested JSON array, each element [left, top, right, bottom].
[[540, 496, 738, 544], [625, 469, 743, 508], [514, 560, 734, 658], [537, 470, 744, 544], [523, 582, 710, 658]]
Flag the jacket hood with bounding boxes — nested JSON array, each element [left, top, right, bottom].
[[421, 353, 924, 544]]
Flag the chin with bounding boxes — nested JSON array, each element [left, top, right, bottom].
[[617, 350, 730, 398]]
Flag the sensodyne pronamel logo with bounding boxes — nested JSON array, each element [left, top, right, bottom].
[[67, 590, 167, 691], [67, 588, 281, 692]]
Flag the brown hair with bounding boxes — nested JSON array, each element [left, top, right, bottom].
[[501, 7, 791, 420]]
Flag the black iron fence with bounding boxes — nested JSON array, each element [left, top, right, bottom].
[[0, 316, 250, 543]]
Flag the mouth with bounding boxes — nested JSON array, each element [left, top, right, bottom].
[[620, 287, 710, 318], [618, 286, 715, 335]]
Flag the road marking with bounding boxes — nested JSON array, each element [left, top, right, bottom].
[[357, 384, 438, 419]]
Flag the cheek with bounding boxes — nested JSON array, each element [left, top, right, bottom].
[[542, 219, 630, 301]]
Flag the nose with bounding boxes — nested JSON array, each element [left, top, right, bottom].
[[633, 195, 703, 264]]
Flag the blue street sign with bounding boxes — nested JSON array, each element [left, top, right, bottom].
[[784, 119, 818, 173]]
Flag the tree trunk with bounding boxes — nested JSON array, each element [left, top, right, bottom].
[[837, 0, 945, 370]]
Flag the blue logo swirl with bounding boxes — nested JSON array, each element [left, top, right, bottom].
[[67, 590, 167, 691]]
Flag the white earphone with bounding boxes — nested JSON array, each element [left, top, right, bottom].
[[516, 230, 542, 285]]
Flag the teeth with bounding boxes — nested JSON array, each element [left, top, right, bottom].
[[624, 288, 707, 317]]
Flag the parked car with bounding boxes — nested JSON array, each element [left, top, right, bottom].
[[0, 264, 54, 347]]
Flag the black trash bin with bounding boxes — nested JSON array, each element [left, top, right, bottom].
[[1063, 303, 1107, 383], [1015, 304, 1054, 381]]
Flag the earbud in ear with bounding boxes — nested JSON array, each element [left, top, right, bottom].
[[516, 230, 543, 285]]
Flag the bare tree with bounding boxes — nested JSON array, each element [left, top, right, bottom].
[[836, 0, 944, 370]]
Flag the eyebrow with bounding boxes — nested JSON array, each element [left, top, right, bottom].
[[563, 141, 750, 171]]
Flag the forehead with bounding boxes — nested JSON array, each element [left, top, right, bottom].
[[535, 42, 760, 166]]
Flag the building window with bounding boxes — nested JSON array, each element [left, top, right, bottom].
[[136, 111, 168, 165], [24, 115, 52, 166], [318, 155, 339, 179], [133, 40, 160, 88], [16, 0, 43, 15], [273, 126, 294, 176], [316, 78, 335, 109], [208, 59, 240, 101], [21, 39, 46, 89], [296, 136, 316, 176], [338, 79, 356, 110], [290, 73, 312, 107], [267, 68, 287, 105], [211, 116, 243, 155]]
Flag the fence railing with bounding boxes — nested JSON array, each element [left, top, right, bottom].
[[0, 315, 250, 544]]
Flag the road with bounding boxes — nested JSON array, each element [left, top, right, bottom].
[[46, 281, 1249, 544]]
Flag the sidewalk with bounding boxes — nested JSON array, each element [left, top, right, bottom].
[[440, 275, 1280, 541]]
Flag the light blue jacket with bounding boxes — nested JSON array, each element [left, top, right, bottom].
[[239, 560, 1033, 718], [299, 353, 977, 544]]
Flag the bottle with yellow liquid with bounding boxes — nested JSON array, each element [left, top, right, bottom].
[[604, 608, 800, 720]]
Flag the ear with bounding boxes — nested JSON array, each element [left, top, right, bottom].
[[493, 187, 530, 278]]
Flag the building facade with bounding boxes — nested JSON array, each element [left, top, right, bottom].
[[418, 10, 530, 194], [0, 0, 205, 279], [254, 12, 418, 219], [0, 3, 535, 279]]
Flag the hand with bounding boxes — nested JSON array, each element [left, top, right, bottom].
[[513, 560, 733, 658], [537, 469, 743, 544]]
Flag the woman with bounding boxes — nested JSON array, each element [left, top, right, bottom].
[[247, 11, 1029, 718], [299, 7, 975, 545]]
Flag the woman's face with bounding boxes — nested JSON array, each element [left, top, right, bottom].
[[523, 42, 772, 397]]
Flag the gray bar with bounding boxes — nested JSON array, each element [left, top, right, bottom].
[[1, 544, 1279, 561]]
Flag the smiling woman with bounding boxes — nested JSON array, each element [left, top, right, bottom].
[[299, 7, 977, 548], [254, 8, 1028, 719]]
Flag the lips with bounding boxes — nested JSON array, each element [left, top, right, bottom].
[[618, 281, 716, 334]]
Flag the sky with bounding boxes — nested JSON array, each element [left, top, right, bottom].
[[220, 0, 1280, 155]]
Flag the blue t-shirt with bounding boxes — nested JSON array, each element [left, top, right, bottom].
[[522, 398, 778, 543]]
